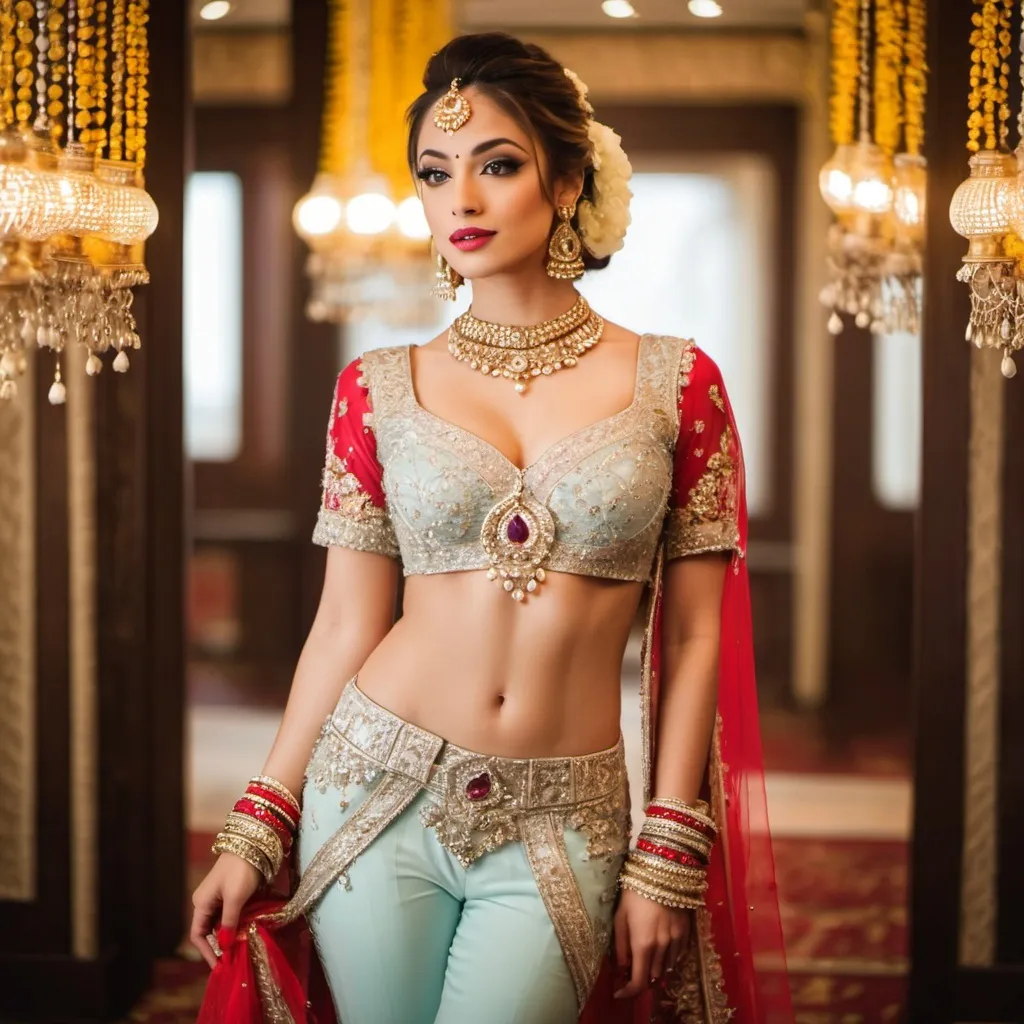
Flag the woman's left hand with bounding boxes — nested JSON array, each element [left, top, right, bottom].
[[612, 888, 692, 999]]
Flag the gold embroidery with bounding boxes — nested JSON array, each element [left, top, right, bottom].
[[337, 396, 348, 417], [248, 925, 297, 1024], [265, 770, 423, 926], [655, 909, 733, 1023], [708, 384, 725, 413], [313, 679, 629, 868], [694, 448, 704, 459], [313, 399, 400, 558], [665, 427, 740, 559], [291, 677, 629, 1014], [693, 419, 705, 434], [522, 812, 601, 1010], [678, 339, 697, 398], [362, 338, 686, 584]]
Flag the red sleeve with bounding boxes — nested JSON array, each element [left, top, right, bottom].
[[311, 356, 400, 561], [664, 345, 744, 560]]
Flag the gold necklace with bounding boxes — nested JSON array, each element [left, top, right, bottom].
[[447, 293, 604, 394]]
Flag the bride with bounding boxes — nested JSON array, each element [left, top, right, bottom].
[[191, 31, 791, 1024]]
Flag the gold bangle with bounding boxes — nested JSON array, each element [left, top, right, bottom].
[[224, 810, 285, 852], [618, 874, 704, 911], [639, 820, 714, 853], [621, 855, 707, 891], [619, 863, 707, 900], [646, 796, 717, 835], [222, 814, 285, 874], [627, 852, 706, 880], [212, 833, 273, 882]]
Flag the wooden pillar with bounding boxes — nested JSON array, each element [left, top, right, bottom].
[[909, 0, 1024, 1016], [0, 1, 189, 1018]]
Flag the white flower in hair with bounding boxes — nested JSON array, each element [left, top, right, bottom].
[[563, 67, 594, 117], [561, 67, 632, 259], [578, 120, 633, 259]]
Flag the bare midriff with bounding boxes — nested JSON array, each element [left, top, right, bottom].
[[353, 568, 646, 759]]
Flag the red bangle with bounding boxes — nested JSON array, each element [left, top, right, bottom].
[[233, 799, 295, 849], [246, 784, 300, 823], [636, 838, 705, 868], [645, 805, 716, 838]]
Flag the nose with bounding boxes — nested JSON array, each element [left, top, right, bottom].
[[451, 168, 482, 218]]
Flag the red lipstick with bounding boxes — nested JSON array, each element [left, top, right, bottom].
[[450, 227, 496, 251]]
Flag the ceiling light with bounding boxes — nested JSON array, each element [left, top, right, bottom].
[[601, 1, 637, 19], [199, 1, 232, 21], [688, 0, 723, 17]]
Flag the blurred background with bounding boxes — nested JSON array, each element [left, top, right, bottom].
[[2, 0, 1020, 1021]]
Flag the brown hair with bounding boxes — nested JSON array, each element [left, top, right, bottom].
[[405, 32, 611, 271]]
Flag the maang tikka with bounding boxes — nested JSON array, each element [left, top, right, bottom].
[[433, 78, 472, 135], [428, 79, 471, 299]]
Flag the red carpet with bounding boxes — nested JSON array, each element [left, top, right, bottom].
[[120, 834, 907, 1022]]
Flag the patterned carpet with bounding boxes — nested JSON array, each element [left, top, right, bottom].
[[119, 834, 907, 1023]]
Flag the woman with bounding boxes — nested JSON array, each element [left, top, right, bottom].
[[192, 32, 791, 1024]]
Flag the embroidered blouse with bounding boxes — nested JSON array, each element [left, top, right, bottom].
[[312, 336, 743, 578]]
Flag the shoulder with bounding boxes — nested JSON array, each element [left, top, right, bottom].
[[639, 334, 722, 389], [336, 345, 409, 389]]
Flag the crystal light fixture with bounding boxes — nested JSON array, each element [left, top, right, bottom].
[[293, 0, 450, 325], [819, 0, 927, 339], [0, 0, 157, 404], [949, 0, 1022, 379]]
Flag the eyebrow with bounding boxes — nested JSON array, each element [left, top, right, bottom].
[[418, 137, 530, 162]]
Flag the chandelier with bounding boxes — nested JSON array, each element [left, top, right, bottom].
[[0, 0, 157, 403], [293, 0, 450, 326], [819, 0, 927, 338], [948, 0, 1024, 378]]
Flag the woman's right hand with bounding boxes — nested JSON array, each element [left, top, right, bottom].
[[190, 852, 263, 968]]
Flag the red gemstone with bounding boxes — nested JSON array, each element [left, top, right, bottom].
[[507, 514, 529, 543], [465, 773, 491, 800]]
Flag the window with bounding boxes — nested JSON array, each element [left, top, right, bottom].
[[872, 330, 922, 510], [184, 171, 244, 462]]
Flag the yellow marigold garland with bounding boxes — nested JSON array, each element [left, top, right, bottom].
[[0, 0, 15, 130], [47, 0, 67, 143], [125, 0, 147, 167], [903, 0, 927, 155], [14, 0, 34, 128], [873, 0, 904, 153], [108, 0, 125, 160], [318, 0, 352, 177], [829, 0, 859, 144], [967, 0, 1012, 152], [75, 1, 95, 144], [92, 0, 108, 154]]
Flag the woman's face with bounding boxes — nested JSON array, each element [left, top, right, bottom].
[[414, 87, 578, 281]]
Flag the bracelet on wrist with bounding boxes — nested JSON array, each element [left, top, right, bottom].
[[215, 774, 301, 884]]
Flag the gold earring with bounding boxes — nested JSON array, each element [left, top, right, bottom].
[[430, 251, 463, 301], [546, 203, 585, 280]]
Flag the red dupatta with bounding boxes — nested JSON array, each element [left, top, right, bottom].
[[198, 345, 792, 1023]]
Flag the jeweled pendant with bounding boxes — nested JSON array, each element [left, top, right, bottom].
[[480, 471, 555, 602]]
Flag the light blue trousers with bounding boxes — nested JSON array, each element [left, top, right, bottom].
[[297, 772, 625, 1024]]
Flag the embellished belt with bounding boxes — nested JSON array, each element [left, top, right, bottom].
[[279, 675, 630, 1010]]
